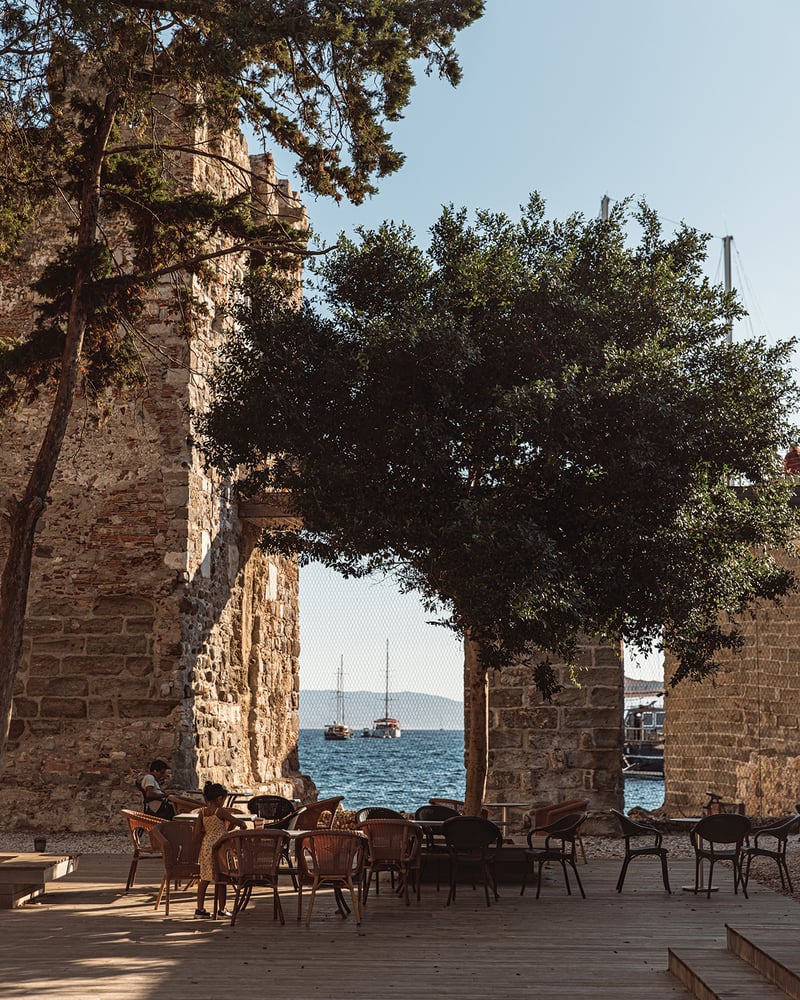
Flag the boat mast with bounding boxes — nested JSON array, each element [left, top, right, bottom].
[[722, 234, 733, 345], [337, 654, 344, 725], [384, 639, 389, 719]]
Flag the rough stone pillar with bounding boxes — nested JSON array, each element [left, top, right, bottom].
[[483, 637, 624, 837]]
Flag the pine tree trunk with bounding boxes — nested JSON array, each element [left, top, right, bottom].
[[463, 631, 488, 816], [0, 91, 120, 757]]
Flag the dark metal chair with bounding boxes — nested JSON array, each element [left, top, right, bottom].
[[414, 805, 459, 890], [742, 814, 800, 894], [354, 807, 403, 823], [689, 813, 751, 898], [247, 794, 296, 822], [610, 808, 670, 893], [521, 812, 587, 899], [443, 816, 502, 907], [211, 828, 289, 925]]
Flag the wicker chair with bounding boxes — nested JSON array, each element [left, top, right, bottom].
[[211, 829, 289, 925], [150, 820, 201, 916], [358, 819, 422, 905], [429, 798, 464, 813], [298, 795, 345, 830], [120, 808, 167, 892], [295, 830, 365, 927]]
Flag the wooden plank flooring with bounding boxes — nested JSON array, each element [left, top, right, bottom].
[[0, 854, 799, 999]]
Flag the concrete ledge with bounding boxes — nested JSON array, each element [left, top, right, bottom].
[[0, 853, 79, 908]]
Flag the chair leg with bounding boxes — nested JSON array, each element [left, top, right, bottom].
[[706, 859, 715, 899], [561, 860, 572, 895], [616, 854, 631, 893], [570, 859, 586, 899], [536, 860, 545, 899], [781, 858, 793, 894], [578, 835, 587, 864], [660, 852, 671, 893]]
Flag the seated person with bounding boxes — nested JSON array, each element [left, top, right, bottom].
[[139, 759, 202, 819]]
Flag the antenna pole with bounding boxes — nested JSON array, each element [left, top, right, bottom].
[[722, 235, 733, 344], [600, 195, 610, 222]]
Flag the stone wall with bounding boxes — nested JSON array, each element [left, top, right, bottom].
[[0, 113, 313, 831], [485, 637, 624, 836], [664, 546, 800, 820]]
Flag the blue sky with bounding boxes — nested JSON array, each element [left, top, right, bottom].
[[264, 1, 800, 698]]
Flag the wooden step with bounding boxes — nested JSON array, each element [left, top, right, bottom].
[[668, 947, 789, 1000], [726, 925, 800, 1000]]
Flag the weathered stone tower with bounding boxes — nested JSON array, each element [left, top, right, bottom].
[[665, 546, 800, 819], [0, 119, 313, 831]]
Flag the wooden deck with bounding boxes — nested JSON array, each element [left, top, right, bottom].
[[0, 852, 799, 998]]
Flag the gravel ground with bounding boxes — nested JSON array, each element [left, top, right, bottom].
[[1, 830, 798, 899]]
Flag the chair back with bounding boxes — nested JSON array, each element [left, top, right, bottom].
[[611, 808, 657, 839], [752, 814, 800, 843], [540, 812, 586, 846], [429, 798, 464, 813], [443, 815, 502, 852], [358, 819, 421, 864], [247, 794, 295, 822], [150, 819, 201, 876], [296, 830, 364, 880], [414, 805, 459, 822], [120, 808, 166, 851], [529, 797, 590, 830], [212, 829, 288, 881], [354, 807, 403, 823], [691, 812, 751, 847], [299, 795, 344, 829]]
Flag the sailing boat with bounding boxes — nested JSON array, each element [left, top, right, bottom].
[[366, 639, 401, 738], [324, 655, 353, 741]]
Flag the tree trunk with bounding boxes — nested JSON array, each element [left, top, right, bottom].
[[463, 631, 488, 816], [0, 90, 121, 757]]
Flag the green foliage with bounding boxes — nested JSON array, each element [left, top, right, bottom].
[[0, 0, 482, 410], [199, 197, 800, 694]]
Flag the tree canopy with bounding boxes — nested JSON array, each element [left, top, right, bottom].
[[200, 197, 800, 695]]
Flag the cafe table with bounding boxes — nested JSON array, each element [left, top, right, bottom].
[[482, 801, 527, 832], [670, 816, 719, 892]]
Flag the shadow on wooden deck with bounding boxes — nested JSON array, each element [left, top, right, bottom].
[[0, 853, 799, 999]]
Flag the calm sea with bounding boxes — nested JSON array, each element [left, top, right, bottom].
[[297, 729, 664, 814]]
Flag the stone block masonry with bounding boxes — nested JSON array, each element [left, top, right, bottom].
[[665, 545, 800, 820], [0, 109, 314, 831], [483, 637, 624, 837]]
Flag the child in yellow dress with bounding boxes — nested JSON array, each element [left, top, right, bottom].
[[194, 781, 247, 918]]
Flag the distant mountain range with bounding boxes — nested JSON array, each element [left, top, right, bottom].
[[299, 689, 464, 731]]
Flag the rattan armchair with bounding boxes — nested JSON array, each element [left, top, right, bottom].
[[358, 819, 422, 905], [295, 830, 365, 927], [150, 820, 201, 916], [211, 828, 289, 925]]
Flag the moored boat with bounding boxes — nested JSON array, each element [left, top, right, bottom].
[[324, 655, 353, 741], [623, 699, 664, 775], [364, 639, 401, 738]]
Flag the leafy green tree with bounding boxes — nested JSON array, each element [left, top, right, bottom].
[[199, 197, 800, 814], [0, 0, 484, 756]]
